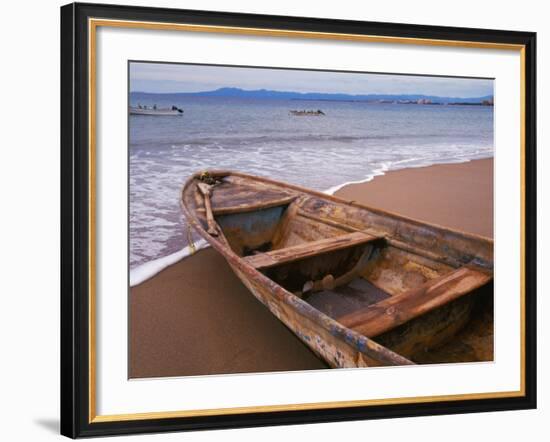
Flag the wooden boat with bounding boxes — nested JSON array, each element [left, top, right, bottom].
[[181, 171, 494, 367], [130, 105, 183, 116]]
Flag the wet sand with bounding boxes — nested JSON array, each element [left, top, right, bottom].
[[130, 158, 494, 378]]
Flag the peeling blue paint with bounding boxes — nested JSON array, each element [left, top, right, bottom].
[[217, 206, 285, 234]]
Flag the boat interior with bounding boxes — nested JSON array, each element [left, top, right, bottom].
[[184, 172, 494, 363]]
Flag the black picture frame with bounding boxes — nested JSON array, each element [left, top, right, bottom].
[[61, 2, 537, 438]]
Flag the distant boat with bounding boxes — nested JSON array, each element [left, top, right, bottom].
[[181, 171, 493, 368], [130, 105, 183, 116], [290, 109, 325, 116]]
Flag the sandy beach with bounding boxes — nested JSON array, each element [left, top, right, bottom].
[[336, 158, 493, 238], [130, 158, 493, 378]]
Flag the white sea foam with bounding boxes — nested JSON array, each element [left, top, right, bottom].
[[324, 173, 376, 195], [324, 157, 427, 194], [129, 239, 209, 287]]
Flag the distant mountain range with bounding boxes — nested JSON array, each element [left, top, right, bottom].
[[131, 87, 493, 104]]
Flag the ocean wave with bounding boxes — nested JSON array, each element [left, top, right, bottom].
[[130, 239, 209, 287], [132, 133, 491, 152]]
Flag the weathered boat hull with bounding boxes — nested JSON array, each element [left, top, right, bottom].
[[181, 170, 493, 367]]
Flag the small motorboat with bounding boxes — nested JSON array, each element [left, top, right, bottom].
[[130, 105, 183, 116], [289, 109, 325, 116], [181, 171, 493, 368]]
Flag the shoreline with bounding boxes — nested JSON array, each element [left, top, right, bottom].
[[129, 156, 493, 287], [130, 158, 493, 378], [324, 156, 491, 194], [334, 157, 493, 238]]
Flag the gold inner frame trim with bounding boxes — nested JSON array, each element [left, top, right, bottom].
[[88, 17, 527, 424]]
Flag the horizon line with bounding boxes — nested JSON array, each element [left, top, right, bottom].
[[129, 87, 494, 99]]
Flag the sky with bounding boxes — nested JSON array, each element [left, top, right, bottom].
[[130, 62, 493, 98]]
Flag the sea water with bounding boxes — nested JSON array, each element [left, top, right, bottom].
[[129, 96, 493, 282]]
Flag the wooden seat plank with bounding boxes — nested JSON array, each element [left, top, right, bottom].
[[207, 181, 297, 215], [244, 231, 378, 270], [337, 266, 492, 338]]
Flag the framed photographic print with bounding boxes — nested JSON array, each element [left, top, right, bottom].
[[60, 2, 537, 438]]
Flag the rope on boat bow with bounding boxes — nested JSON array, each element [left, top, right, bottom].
[[198, 171, 221, 186], [186, 223, 196, 255]]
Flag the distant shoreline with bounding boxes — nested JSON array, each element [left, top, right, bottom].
[[130, 88, 494, 105], [289, 98, 493, 106]]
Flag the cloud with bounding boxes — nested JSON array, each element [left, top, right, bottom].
[[129, 62, 493, 97]]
